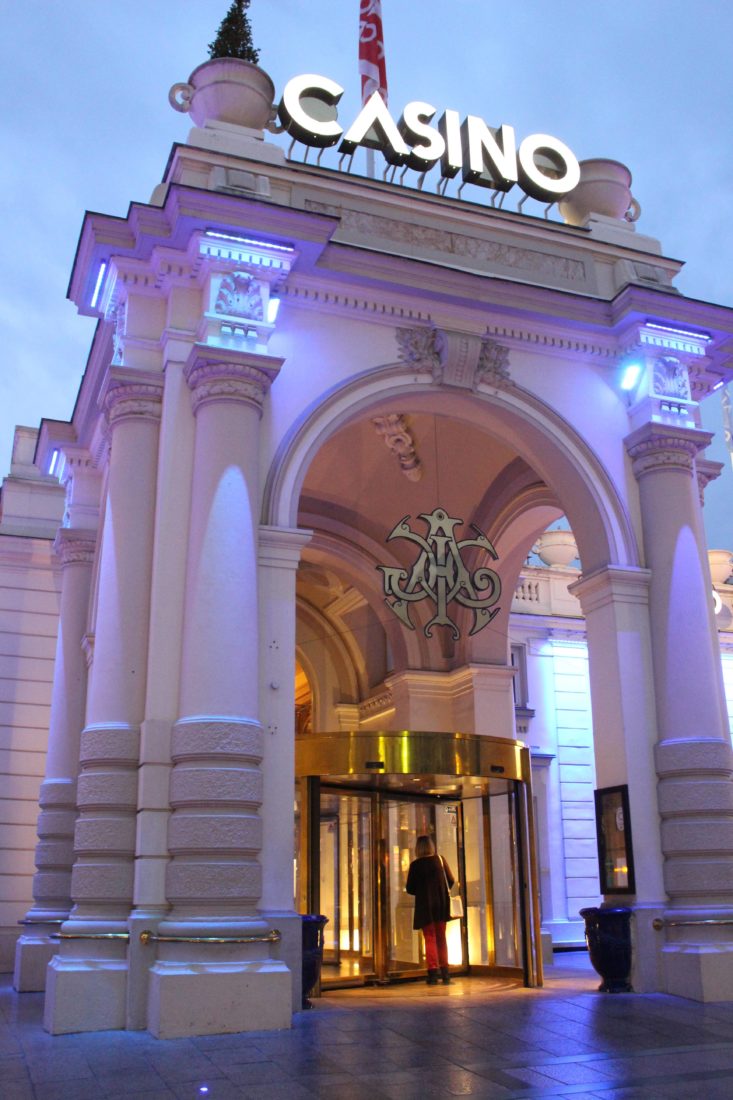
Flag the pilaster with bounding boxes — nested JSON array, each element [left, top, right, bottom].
[[14, 530, 96, 992], [147, 347, 290, 1039], [624, 423, 733, 1000], [44, 370, 163, 1034]]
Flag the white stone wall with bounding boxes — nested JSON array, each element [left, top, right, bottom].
[[0, 537, 60, 971]]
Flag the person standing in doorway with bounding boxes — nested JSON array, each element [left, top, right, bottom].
[[406, 834, 456, 985]]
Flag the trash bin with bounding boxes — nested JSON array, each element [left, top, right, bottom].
[[579, 906, 632, 992], [301, 914, 328, 1009]]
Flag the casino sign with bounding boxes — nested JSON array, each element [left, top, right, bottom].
[[278, 73, 580, 203]]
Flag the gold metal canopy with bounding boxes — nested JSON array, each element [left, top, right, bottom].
[[296, 730, 530, 787]]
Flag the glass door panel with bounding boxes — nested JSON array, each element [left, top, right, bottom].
[[487, 782, 523, 969], [319, 790, 375, 983]]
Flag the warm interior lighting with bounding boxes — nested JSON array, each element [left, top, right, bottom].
[[620, 362, 642, 391]]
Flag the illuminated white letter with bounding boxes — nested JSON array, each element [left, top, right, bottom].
[[278, 73, 344, 148], [438, 109, 462, 178], [340, 91, 411, 165], [517, 134, 581, 201], [461, 118, 517, 191], [398, 101, 445, 171]]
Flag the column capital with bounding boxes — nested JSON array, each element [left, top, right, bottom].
[[624, 423, 713, 479], [52, 528, 97, 568], [184, 345, 283, 417], [697, 458, 724, 505], [100, 367, 164, 429]]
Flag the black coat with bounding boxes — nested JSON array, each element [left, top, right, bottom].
[[405, 854, 455, 929]]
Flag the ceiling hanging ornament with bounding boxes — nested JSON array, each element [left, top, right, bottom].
[[378, 507, 501, 640]]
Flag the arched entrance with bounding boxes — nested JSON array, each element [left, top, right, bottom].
[[261, 360, 647, 993]]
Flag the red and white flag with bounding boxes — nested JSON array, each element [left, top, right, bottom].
[[359, 0, 388, 105]]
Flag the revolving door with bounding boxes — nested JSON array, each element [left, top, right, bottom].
[[295, 731, 542, 989]]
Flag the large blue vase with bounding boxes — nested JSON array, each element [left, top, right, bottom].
[[580, 906, 632, 993], [301, 914, 328, 1009]]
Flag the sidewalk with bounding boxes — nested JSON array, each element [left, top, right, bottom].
[[2, 953, 733, 1099]]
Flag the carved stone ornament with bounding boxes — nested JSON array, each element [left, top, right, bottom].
[[102, 375, 164, 428], [396, 326, 440, 369], [626, 431, 704, 479], [652, 355, 692, 401], [111, 301, 127, 367], [185, 356, 278, 416], [378, 507, 502, 640], [372, 414, 423, 481], [215, 271, 264, 321], [476, 338, 511, 386], [53, 529, 96, 568]]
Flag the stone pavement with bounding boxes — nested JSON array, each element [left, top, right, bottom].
[[2, 952, 733, 1099]]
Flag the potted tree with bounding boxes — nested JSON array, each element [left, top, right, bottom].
[[169, 1, 275, 130]]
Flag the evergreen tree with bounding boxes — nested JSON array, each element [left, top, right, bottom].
[[208, 0, 260, 64]]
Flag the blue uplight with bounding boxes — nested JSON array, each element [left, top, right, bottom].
[[48, 449, 60, 477], [267, 295, 281, 323], [620, 363, 641, 391], [90, 262, 107, 309]]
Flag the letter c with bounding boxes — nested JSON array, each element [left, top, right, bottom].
[[278, 74, 344, 148]]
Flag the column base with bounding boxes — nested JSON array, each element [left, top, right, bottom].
[[259, 910, 303, 1013], [147, 958, 292, 1038], [14, 931, 59, 992], [44, 954, 128, 1033], [663, 943, 733, 1002]]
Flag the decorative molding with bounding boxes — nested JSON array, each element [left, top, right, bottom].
[[625, 424, 712, 480], [652, 356, 692, 401], [697, 458, 724, 506], [185, 348, 282, 416], [302, 200, 587, 284], [100, 368, 164, 428], [53, 529, 96, 568], [476, 338, 511, 387], [215, 271, 264, 321], [359, 689, 394, 718], [396, 325, 440, 368], [372, 413, 423, 481]]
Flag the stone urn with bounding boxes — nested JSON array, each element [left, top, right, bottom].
[[708, 549, 733, 586], [169, 57, 276, 130], [535, 530, 579, 568], [559, 159, 641, 227]]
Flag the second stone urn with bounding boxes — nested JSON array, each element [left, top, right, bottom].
[[169, 57, 276, 130], [559, 159, 641, 227]]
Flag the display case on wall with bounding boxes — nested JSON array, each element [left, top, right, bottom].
[[594, 785, 636, 895]]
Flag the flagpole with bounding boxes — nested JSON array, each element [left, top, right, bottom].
[[359, 0, 387, 181]]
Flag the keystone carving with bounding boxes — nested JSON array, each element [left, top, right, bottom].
[[215, 272, 264, 321], [396, 326, 511, 390], [372, 414, 423, 481]]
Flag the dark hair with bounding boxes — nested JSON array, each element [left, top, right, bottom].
[[415, 834, 435, 857]]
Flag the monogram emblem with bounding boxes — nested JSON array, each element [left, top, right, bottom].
[[378, 507, 501, 640]]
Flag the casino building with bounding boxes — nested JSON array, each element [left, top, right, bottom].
[[2, 56, 733, 1038]]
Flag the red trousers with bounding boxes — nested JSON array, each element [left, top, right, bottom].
[[422, 921, 448, 970]]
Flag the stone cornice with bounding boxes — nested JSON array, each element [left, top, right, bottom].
[[184, 346, 283, 416], [624, 423, 713, 480], [100, 367, 164, 429], [697, 458, 725, 505], [258, 525, 313, 569]]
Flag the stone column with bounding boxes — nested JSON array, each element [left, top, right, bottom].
[[44, 369, 163, 1034], [570, 565, 666, 991], [258, 525, 311, 1012], [625, 422, 733, 1001], [14, 529, 96, 991], [147, 348, 291, 1039]]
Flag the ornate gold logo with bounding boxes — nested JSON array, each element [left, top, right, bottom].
[[378, 507, 501, 639]]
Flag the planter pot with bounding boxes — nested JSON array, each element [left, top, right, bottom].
[[535, 530, 579, 568], [169, 58, 275, 130], [301, 914, 328, 1009], [708, 550, 733, 586], [580, 906, 632, 993], [559, 159, 641, 226]]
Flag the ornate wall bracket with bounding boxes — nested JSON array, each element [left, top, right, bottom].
[[396, 326, 510, 390]]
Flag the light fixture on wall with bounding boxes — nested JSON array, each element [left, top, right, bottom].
[[267, 295, 281, 323], [620, 362, 642, 392]]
